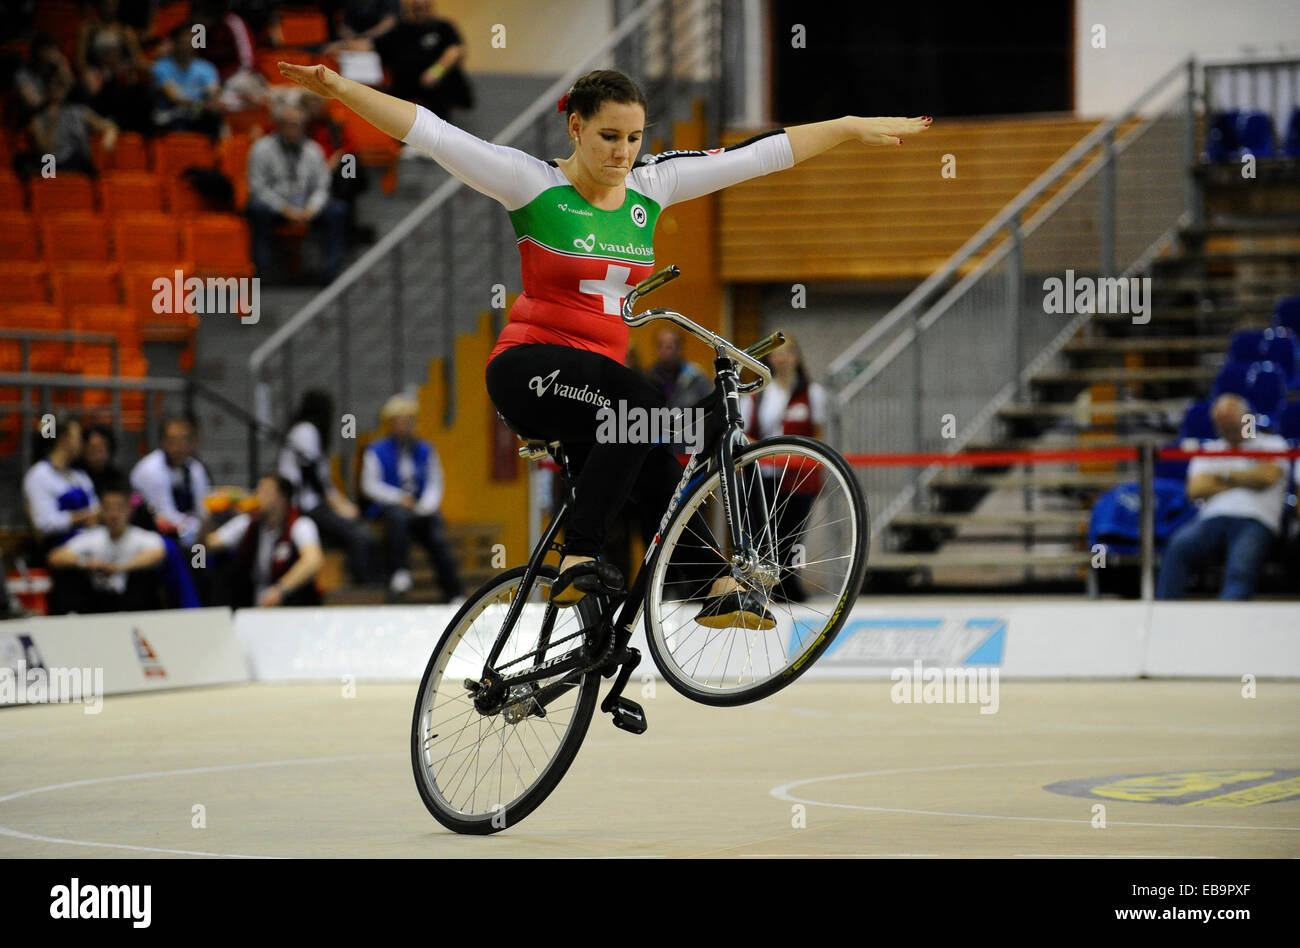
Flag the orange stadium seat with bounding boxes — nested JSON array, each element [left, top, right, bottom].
[[52, 263, 122, 308], [70, 305, 144, 372], [0, 304, 67, 372], [152, 132, 216, 179], [167, 176, 213, 213], [335, 103, 401, 193], [0, 262, 50, 303], [257, 48, 320, 84], [112, 214, 188, 264], [99, 171, 167, 215], [77, 350, 149, 414], [96, 133, 152, 173], [186, 215, 254, 276], [0, 212, 41, 261], [28, 174, 96, 215], [218, 134, 254, 210], [277, 9, 330, 46], [0, 172, 26, 211], [225, 107, 272, 136], [40, 213, 113, 263], [150, 2, 192, 41]]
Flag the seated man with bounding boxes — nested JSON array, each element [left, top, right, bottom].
[[206, 475, 324, 608], [361, 394, 464, 602], [46, 479, 165, 614], [23, 416, 99, 553], [1157, 393, 1290, 600], [129, 413, 211, 549]]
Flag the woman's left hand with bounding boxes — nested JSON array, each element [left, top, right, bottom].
[[850, 115, 932, 146]]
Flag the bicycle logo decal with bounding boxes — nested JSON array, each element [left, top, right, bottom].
[[528, 369, 560, 397], [573, 233, 596, 252], [630, 204, 647, 227]]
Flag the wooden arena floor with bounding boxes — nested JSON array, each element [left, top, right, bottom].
[[2, 680, 1297, 857]]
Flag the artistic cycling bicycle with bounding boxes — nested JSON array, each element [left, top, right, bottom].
[[411, 265, 870, 834]]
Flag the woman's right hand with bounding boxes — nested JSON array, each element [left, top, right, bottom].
[[277, 62, 342, 100]]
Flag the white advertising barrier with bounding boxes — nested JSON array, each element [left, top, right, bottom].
[[0, 607, 249, 707], [1144, 603, 1300, 677], [234, 599, 1297, 682]]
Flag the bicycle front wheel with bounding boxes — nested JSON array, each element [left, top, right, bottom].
[[411, 565, 603, 834], [644, 435, 869, 706]]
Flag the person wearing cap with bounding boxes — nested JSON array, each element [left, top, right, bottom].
[[361, 394, 464, 603]]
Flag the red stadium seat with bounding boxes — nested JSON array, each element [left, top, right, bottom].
[[152, 132, 216, 180], [167, 176, 212, 213], [217, 133, 254, 210], [150, 2, 192, 41], [96, 131, 151, 172], [186, 214, 254, 276], [28, 174, 96, 215], [0, 262, 51, 303], [0, 212, 42, 261], [257, 48, 320, 84], [0, 304, 67, 371], [99, 171, 166, 214], [0, 172, 26, 211], [70, 305, 144, 366], [51, 263, 123, 308], [40, 213, 114, 263], [113, 213, 188, 265], [277, 9, 330, 46]]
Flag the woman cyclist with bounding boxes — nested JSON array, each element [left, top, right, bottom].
[[277, 61, 929, 627]]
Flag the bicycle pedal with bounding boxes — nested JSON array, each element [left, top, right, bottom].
[[609, 697, 648, 735]]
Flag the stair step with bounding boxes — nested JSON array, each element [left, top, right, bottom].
[[996, 398, 1190, 419], [1031, 366, 1217, 385], [1062, 335, 1232, 353]]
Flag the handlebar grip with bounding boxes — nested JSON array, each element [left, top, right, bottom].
[[632, 265, 680, 298], [745, 331, 787, 361]]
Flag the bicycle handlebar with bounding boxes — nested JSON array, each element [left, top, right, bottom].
[[622, 265, 781, 394]]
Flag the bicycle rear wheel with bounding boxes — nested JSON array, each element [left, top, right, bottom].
[[643, 435, 869, 706], [411, 565, 603, 834]]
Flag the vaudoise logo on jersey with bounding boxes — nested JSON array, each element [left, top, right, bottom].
[[528, 370, 611, 408]]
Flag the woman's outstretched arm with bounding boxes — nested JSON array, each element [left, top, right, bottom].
[[278, 61, 417, 140], [785, 115, 931, 163]]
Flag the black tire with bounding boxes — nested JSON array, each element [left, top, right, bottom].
[[411, 565, 603, 835], [643, 435, 870, 706]]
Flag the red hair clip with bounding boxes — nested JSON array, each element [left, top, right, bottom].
[[556, 92, 570, 113]]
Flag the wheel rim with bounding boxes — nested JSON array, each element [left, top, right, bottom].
[[414, 572, 593, 821], [647, 441, 863, 696]]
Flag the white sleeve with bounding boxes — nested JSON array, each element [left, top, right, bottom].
[[279, 422, 319, 486], [403, 105, 555, 211], [63, 529, 105, 559], [632, 129, 794, 209], [130, 454, 172, 518], [290, 515, 321, 549], [213, 513, 251, 550], [361, 449, 407, 506], [415, 448, 445, 516], [809, 383, 829, 427]]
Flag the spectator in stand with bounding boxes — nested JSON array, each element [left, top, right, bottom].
[[368, 0, 473, 124], [646, 327, 714, 456], [278, 389, 375, 586], [740, 334, 828, 602], [23, 416, 99, 555], [191, 0, 257, 83], [18, 70, 117, 177], [206, 474, 324, 607], [332, 0, 399, 44], [47, 477, 165, 614], [129, 413, 211, 549], [246, 103, 348, 282], [12, 34, 86, 124], [76, 0, 152, 133], [81, 424, 126, 500], [1157, 393, 1289, 600], [303, 92, 373, 242], [152, 23, 223, 137], [361, 394, 464, 602]]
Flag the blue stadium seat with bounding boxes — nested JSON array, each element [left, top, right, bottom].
[[1260, 328, 1299, 388], [1280, 400, 1300, 443], [1204, 110, 1240, 161], [1177, 398, 1216, 441], [1212, 361, 1250, 400], [1275, 296, 1300, 334], [1234, 110, 1275, 158], [1285, 108, 1300, 157], [1228, 329, 1265, 363], [1246, 361, 1287, 425]]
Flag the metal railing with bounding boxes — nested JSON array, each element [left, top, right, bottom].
[[826, 57, 1200, 541], [248, 0, 728, 490]]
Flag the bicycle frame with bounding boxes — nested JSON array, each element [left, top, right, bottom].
[[472, 265, 783, 714]]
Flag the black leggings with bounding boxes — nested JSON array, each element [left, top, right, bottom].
[[487, 344, 725, 582]]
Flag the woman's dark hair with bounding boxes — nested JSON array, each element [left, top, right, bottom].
[[293, 389, 334, 451], [85, 423, 117, 457], [559, 69, 650, 125]]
